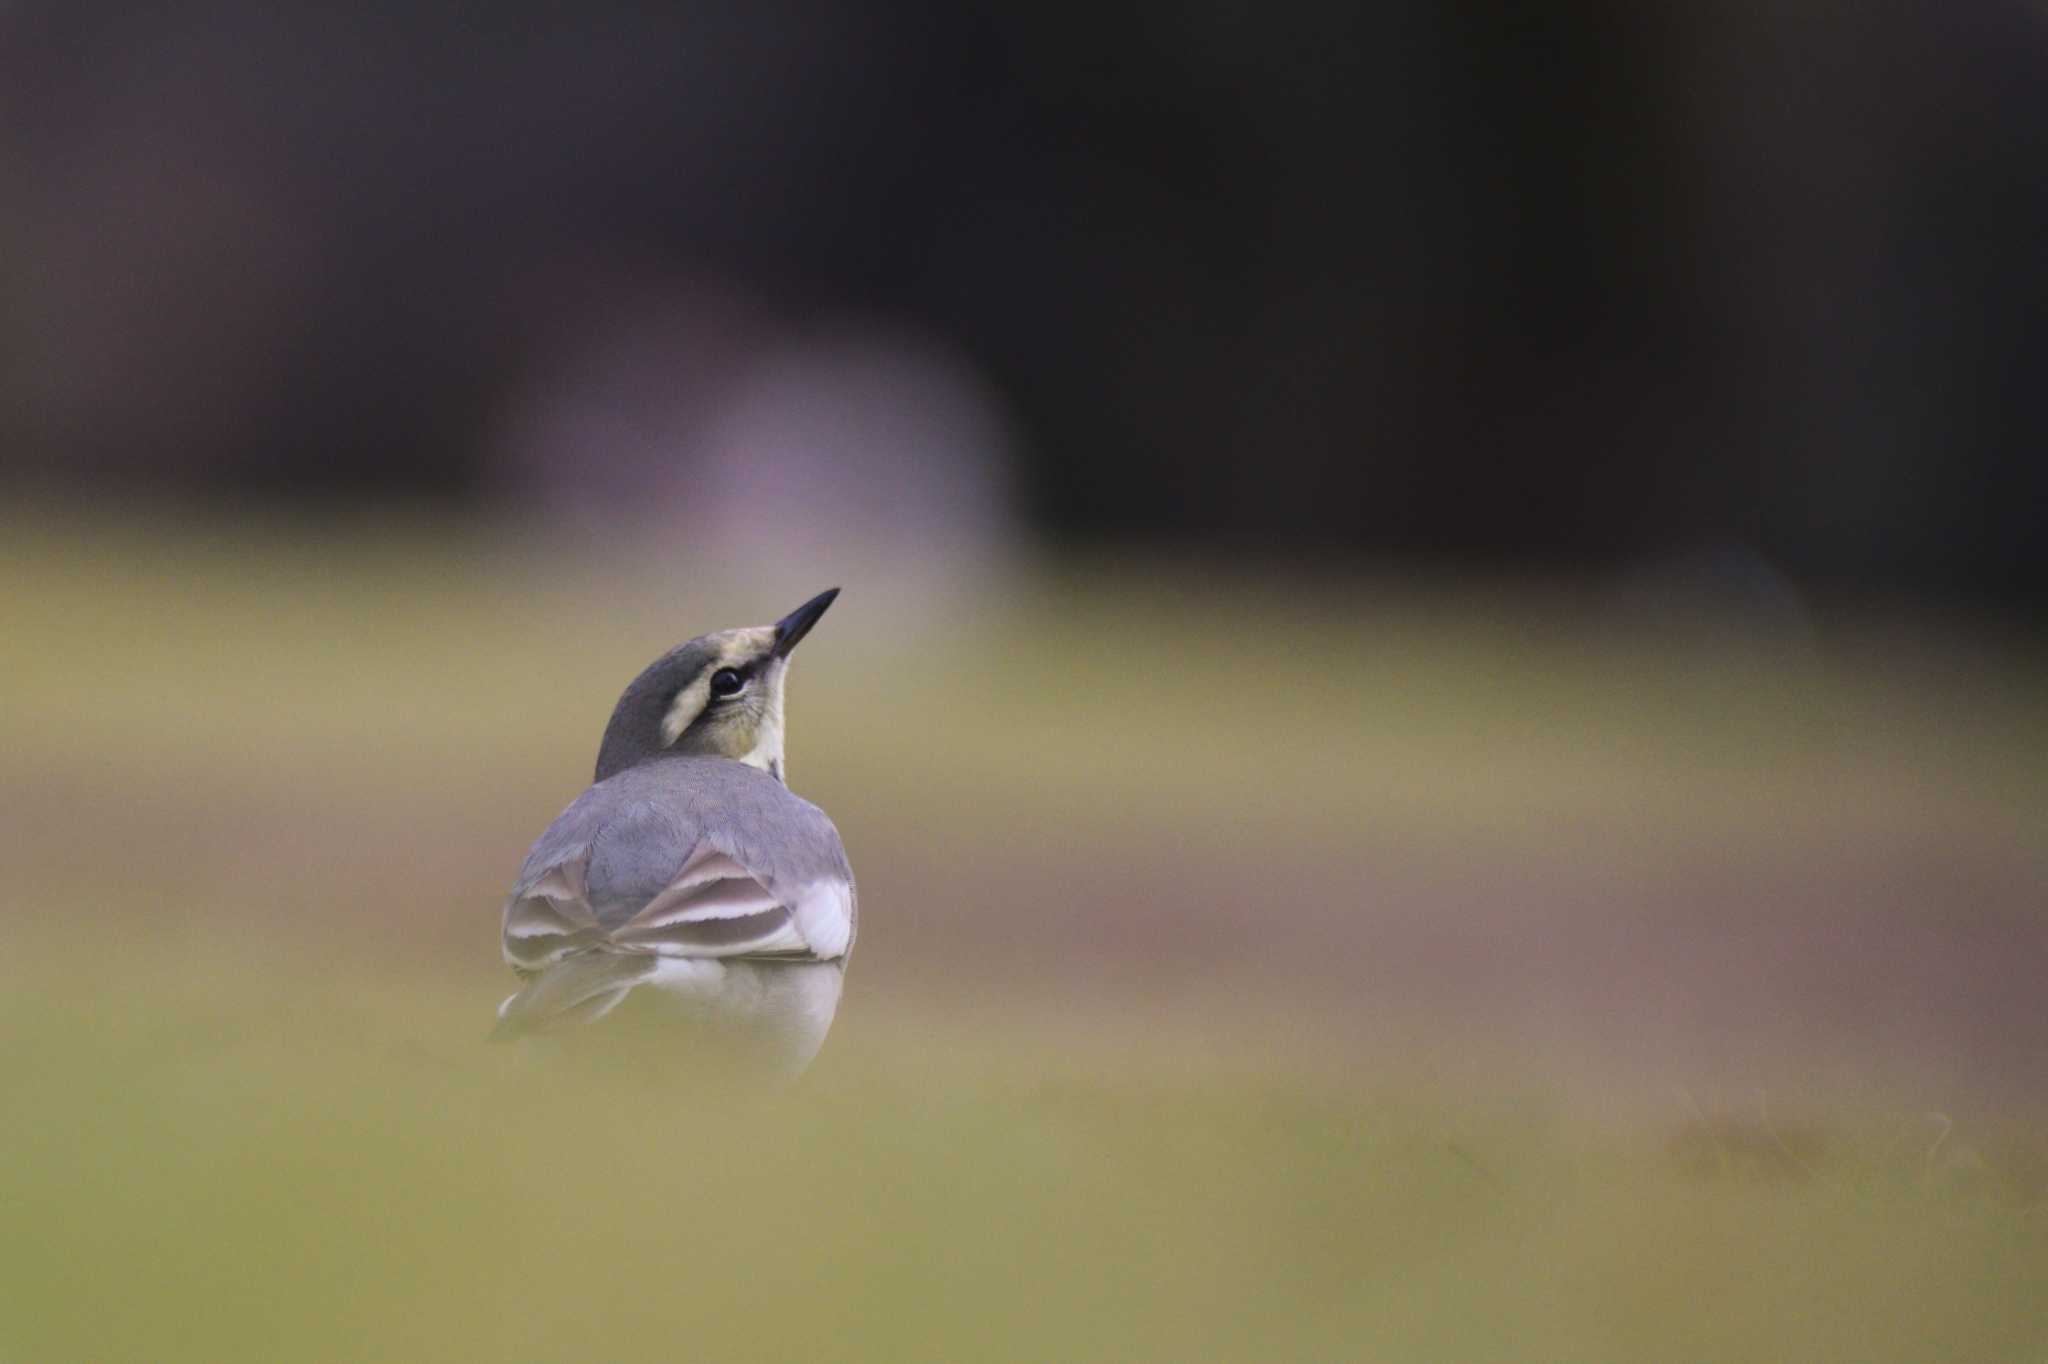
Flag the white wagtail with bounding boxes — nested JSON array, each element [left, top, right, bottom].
[[492, 589, 854, 1077]]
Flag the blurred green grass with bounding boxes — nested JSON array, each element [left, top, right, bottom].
[[2, 930, 2044, 1364], [2, 507, 2045, 1361], [3, 925, 2045, 1364]]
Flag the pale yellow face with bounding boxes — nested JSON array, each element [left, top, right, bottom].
[[659, 626, 792, 777]]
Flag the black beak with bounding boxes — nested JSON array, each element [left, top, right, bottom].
[[772, 587, 839, 658]]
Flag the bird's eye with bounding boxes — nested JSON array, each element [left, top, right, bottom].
[[709, 667, 745, 699]]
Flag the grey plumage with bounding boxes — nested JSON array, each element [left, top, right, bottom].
[[492, 591, 854, 1075], [593, 640, 723, 782], [506, 756, 854, 959]]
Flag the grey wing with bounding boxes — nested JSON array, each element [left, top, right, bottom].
[[500, 773, 855, 978]]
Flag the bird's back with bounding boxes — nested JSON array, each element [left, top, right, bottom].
[[495, 756, 855, 1052], [517, 757, 851, 915]]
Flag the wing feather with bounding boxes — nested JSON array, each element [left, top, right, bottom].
[[500, 758, 855, 982]]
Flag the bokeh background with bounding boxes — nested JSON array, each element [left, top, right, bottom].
[[3, 5, 2045, 1361]]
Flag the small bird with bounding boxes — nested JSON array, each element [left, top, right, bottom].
[[492, 588, 854, 1077]]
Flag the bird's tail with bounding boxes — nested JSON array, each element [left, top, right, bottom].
[[488, 949, 662, 1041]]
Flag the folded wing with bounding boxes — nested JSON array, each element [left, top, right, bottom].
[[502, 803, 854, 976]]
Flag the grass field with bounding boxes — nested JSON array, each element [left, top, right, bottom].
[[2, 508, 2044, 1361]]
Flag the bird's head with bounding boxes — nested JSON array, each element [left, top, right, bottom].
[[594, 588, 838, 784]]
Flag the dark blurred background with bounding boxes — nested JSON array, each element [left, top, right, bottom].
[[5, 1, 2043, 610]]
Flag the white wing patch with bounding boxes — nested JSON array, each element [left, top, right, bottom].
[[791, 879, 855, 960]]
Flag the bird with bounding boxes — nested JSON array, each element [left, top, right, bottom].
[[491, 588, 855, 1078]]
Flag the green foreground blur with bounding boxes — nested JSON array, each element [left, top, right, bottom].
[[2, 511, 2043, 1362]]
